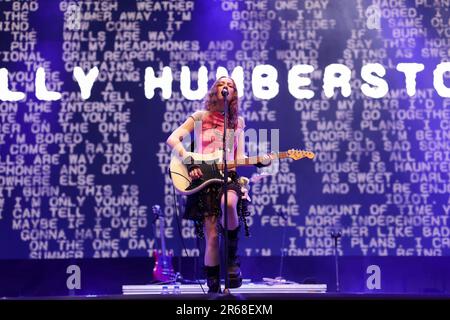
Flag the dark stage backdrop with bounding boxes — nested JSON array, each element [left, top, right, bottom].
[[0, 0, 449, 261]]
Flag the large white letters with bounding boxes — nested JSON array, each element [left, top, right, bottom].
[[0, 68, 25, 101], [35, 67, 62, 101], [396, 63, 425, 97], [323, 64, 352, 98], [252, 64, 279, 100], [144, 66, 173, 99], [433, 62, 450, 98], [288, 64, 315, 99], [361, 63, 389, 99]]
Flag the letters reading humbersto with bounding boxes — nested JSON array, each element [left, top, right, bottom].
[[1, 62, 449, 101]]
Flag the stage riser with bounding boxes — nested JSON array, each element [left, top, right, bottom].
[[123, 284, 327, 295]]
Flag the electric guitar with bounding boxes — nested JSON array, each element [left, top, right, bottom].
[[152, 205, 175, 282], [169, 149, 315, 195]]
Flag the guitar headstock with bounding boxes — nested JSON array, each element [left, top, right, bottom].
[[152, 205, 162, 217], [287, 149, 315, 160]]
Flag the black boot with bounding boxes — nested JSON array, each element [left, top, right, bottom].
[[205, 265, 221, 294], [227, 227, 243, 288]]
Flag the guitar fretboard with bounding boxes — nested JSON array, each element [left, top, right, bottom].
[[220, 152, 289, 170]]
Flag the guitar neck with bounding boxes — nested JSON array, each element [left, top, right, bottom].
[[159, 217, 167, 256], [223, 152, 288, 170]]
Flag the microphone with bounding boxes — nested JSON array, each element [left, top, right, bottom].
[[221, 86, 229, 97]]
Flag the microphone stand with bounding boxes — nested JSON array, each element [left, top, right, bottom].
[[221, 88, 230, 295], [331, 228, 342, 292]]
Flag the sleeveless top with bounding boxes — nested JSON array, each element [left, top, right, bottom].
[[189, 110, 245, 162]]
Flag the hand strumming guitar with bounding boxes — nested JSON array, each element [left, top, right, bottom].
[[189, 166, 203, 180]]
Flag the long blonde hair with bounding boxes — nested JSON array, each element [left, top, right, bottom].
[[204, 76, 239, 130]]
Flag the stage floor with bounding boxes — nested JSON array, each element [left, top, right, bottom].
[[8, 292, 450, 300]]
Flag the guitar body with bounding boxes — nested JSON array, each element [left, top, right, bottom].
[[152, 250, 175, 282], [169, 150, 226, 195]]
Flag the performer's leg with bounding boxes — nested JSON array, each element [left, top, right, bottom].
[[221, 190, 243, 288], [204, 214, 220, 266], [220, 190, 239, 230], [204, 214, 221, 293]]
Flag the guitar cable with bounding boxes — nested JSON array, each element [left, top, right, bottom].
[[170, 171, 191, 183], [169, 168, 207, 294]]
